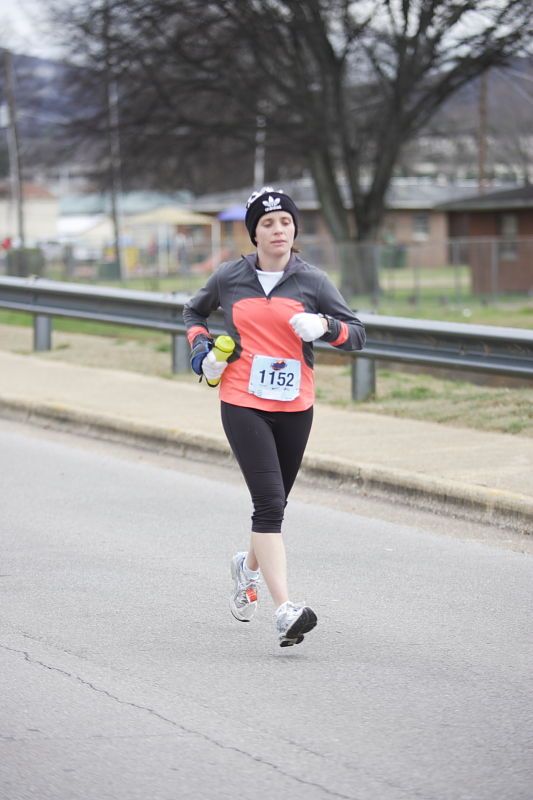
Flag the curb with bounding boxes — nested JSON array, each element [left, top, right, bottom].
[[1, 396, 532, 535]]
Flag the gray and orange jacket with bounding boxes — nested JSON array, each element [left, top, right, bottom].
[[183, 253, 366, 412]]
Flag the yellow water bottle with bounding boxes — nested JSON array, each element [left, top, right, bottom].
[[206, 335, 235, 386]]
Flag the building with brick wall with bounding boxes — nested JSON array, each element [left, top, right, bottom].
[[438, 185, 533, 295], [190, 179, 490, 271]]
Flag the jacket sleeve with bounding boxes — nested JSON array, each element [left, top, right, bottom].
[[182, 271, 220, 347], [317, 273, 366, 351]]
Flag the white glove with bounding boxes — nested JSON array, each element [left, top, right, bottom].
[[202, 350, 228, 382], [289, 312, 327, 342]]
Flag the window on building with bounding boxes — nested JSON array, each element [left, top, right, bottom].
[[500, 213, 518, 259], [412, 212, 430, 240]]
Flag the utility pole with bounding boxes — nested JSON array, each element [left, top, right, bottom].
[[254, 114, 266, 187], [3, 48, 25, 250], [103, 1, 124, 281], [105, 76, 124, 280], [478, 71, 488, 194]]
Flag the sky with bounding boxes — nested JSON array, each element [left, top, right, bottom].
[[0, 0, 63, 58]]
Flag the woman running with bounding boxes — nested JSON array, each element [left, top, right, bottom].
[[183, 187, 366, 646]]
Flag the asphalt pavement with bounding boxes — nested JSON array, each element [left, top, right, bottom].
[[1, 422, 532, 800]]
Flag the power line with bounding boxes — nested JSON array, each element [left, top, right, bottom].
[[503, 66, 533, 85], [496, 67, 533, 107]]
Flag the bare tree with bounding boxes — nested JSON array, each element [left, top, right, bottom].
[[51, 0, 533, 294], [396, 59, 533, 186], [488, 61, 533, 184], [46, 0, 257, 193]]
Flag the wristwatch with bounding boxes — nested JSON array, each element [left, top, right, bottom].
[[319, 313, 334, 336]]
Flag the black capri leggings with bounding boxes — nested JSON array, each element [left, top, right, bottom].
[[221, 401, 314, 533]]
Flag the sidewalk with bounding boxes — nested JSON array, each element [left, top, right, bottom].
[[0, 350, 532, 533]]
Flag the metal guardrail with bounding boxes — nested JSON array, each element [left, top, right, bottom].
[[1, 276, 532, 401]]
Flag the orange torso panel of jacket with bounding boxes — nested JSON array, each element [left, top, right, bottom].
[[183, 254, 366, 413], [221, 295, 314, 411]]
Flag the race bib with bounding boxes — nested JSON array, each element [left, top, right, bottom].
[[248, 355, 301, 401]]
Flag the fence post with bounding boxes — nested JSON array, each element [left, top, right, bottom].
[[33, 314, 52, 351], [372, 243, 381, 307], [451, 239, 461, 303], [351, 357, 376, 402], [491, 240, 499, 303], [172, 332, 189, 373], [413, 246, 421, 306]]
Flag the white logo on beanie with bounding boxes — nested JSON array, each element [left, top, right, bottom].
[[262, 195, 282, 212], [246, 186, 285, 208]]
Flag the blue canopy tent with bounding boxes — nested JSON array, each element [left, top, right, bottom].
[[218, 205, 246, 221]]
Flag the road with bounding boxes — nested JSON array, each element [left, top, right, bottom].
[[1, 419, 532, 800]]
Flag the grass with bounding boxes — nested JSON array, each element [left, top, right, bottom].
[[0, 309, 165, 342], [313, 364, 533, 437], [349, 276, 533, 328], [356, 297, 533, 329], [389, 384, 434, 401]]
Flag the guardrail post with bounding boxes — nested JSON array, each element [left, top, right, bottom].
[[33, 314, 52, 351], [351, 357, 375, 402], [172, 333, 189, 373]]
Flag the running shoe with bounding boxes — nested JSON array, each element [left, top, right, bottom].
[[229, 552, 259, 622], [275, 601, 317, 647]]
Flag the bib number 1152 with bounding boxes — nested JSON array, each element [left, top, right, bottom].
[[248, 355, 301, 401], [258, 368, 294, 388]]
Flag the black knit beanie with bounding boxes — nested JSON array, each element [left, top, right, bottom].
[[245, 186, 299, 245]]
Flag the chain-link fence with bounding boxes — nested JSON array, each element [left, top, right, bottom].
[[300, 235, 533, 307], [0, 236, 214, 283], [1, 234, 531, 307]]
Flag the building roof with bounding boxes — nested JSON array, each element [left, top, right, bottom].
[[437, 184, 533, 212], [0, 181, 56, 200], [57, 207, 216, 244], [126, 206, 216, 227], [59, 190, 193, 216], [190, 178, 511, 214]]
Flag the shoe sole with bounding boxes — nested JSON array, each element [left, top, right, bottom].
[[230, 603, 252, 622], [230, 558, 257, 622], [279, 607, 317, 647]]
